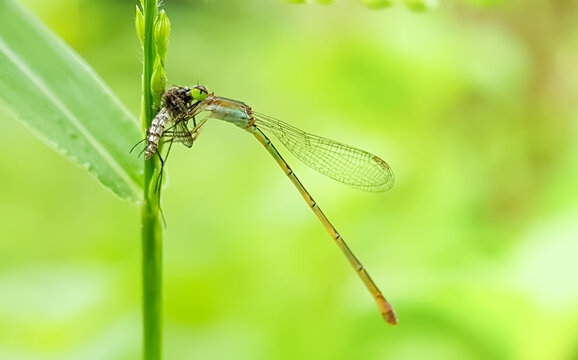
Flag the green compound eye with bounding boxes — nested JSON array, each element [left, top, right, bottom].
[[191, 85, 209, 101]]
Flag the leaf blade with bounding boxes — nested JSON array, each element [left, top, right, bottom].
[[0, 0, 143, 202]]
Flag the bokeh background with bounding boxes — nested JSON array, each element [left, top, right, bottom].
[[1, 0, 578, 359]]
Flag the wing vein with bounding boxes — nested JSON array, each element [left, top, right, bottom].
[[253, 112, 394, 192]]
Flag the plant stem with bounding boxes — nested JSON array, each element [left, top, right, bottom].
[[141, 202, 163, 360], [140, 0, 163, 359]]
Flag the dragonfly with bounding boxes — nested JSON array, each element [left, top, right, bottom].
[[158, 87, 398, 325]]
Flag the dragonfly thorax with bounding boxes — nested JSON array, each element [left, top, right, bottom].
[[204, 96, 253, 129]]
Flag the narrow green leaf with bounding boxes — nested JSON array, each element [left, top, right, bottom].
[[0, 0, 143, 203]]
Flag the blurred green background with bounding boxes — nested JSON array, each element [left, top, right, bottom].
[[1, 0, 578, 359]]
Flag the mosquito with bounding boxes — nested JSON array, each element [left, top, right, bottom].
[[144, 85, 209, 159], [161, 87, 398, 325], [131, 85, 209, 196]]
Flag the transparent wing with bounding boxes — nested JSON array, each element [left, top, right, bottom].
[[253, 112, 394, 192], [164, 120, 194, 147], [174, 121, 194, 147]]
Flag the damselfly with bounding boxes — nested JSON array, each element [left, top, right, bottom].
[[162, 87, 397, 325]]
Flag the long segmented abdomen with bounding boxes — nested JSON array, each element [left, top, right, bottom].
[[145, 107, 170, 159]]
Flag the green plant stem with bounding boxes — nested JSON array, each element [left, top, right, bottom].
[[140, 0, 163, 359], [141, 202, 163, 360]]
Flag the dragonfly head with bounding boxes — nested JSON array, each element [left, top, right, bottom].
[[190, 85, 209, 102]]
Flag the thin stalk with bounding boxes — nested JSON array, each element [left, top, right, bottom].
[[140, 0, 163, 359]]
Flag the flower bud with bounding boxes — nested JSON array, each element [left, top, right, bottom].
[[154, 9, 171, 65], [150, 58, 166, 107]]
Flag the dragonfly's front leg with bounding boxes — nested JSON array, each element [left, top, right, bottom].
[[189, 116, 209, 142], [161, 115, 209, 146]]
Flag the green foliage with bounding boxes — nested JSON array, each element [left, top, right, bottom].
[[464, 0, 506, 7], [284, 0, 419, 10], [284, 0, 439, 10], [404, 0, 438, 11], [0, 0, 142, 202], [361, 0, 394, 9]]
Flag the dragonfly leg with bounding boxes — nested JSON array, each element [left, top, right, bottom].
[[154, 138, 175, 194], [189, 116, 210, 141], [153, 138, 175, 227]]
